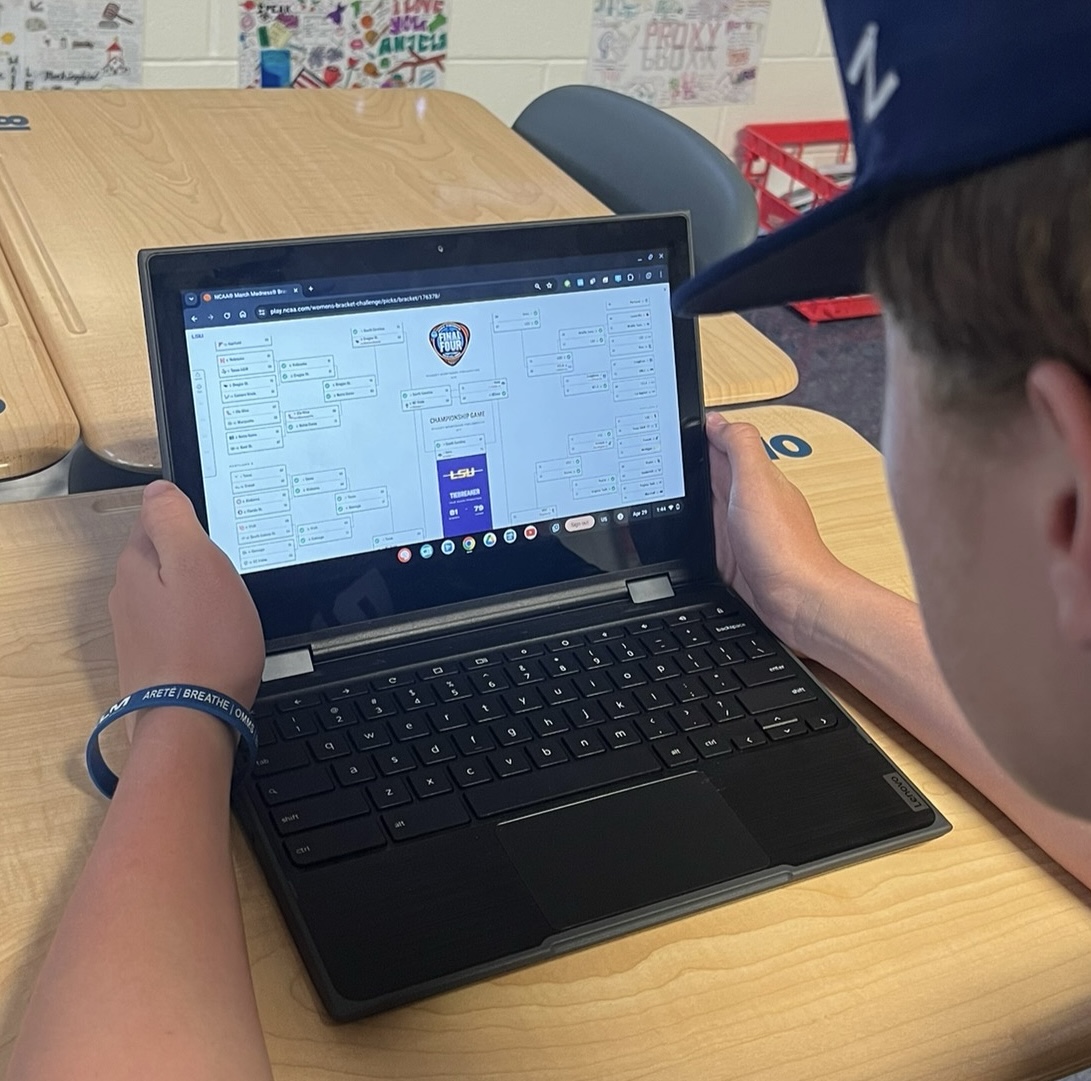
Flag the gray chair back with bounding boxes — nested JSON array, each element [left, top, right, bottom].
[[514, 85, 758, 274]]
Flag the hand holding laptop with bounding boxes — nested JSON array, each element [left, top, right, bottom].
[[109, 479, 265, 714], [705, 412, 852, 656], [110, 435, 854, 747]]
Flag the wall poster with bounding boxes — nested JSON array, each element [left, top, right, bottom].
[[0, 0, 143, 90], [589, 0, 771, 108], [239, 1, 449, 90]]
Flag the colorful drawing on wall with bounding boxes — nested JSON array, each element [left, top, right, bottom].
[[0, 0, 143, 89], [588, 0, 770, 108], [239, 1, 449, 90]]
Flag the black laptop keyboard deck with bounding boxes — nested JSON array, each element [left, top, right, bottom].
[[249, 603, 839, 868]]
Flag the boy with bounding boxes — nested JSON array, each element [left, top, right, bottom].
[[8, 1, 1091, 1076]]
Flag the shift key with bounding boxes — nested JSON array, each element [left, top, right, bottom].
[[737, 681, 816, 715]]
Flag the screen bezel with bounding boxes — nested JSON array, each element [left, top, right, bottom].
[[141, 214, 715, 647]]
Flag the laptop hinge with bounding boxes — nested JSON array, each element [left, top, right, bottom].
[[306, 575, 640, 662], [262, 647, 315, 684], [626, 574, 675, 605]]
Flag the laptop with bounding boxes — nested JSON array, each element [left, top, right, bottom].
[[140, 213, 949, 1020]]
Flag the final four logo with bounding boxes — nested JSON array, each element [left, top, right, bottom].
[[429, 322, 470, 366]]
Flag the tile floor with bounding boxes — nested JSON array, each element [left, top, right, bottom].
[[0, 449, 72, 504], [740, 305, 887, 446]]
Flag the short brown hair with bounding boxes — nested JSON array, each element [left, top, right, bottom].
[[866, 138, 1091, 412]]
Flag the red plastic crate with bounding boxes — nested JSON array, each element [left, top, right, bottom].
[[739, 120, 880, 322]]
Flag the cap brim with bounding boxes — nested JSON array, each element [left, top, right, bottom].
[[673, 182, 883, 317]]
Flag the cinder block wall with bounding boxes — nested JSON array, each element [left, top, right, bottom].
[[143, 0, 845, 152]]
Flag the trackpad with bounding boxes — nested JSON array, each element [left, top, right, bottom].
[[497, 773, 770, 930]]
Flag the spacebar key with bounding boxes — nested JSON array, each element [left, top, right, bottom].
[[465, 747, 661, 818]]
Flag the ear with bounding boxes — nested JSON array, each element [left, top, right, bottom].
[[1026, 360, 1091, 646]]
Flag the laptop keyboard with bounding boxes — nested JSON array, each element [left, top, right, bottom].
[[248, 603, 840, 868]]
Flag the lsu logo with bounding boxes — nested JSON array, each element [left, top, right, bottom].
[[444, 466, 479, 481], [429, 322, 470, 366]]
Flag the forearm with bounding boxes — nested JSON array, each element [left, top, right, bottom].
[[9, 709, 272, 1081], [803, 568, 1091, 890]]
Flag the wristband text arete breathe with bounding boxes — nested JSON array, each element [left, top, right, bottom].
[[85, 684, 257, 799]]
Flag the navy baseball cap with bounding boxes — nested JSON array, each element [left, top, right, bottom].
[[675, 0, 1091, 316]]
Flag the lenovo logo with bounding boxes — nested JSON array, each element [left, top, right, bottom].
[[0, 115, 30, 131], [884, 772, 927, 812]]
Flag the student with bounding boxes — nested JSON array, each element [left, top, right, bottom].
[[8, 1, 1091, 1077], [677, 0, 1091, 843]]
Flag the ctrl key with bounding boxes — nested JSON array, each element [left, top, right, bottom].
[[285, 816, 386, 867]]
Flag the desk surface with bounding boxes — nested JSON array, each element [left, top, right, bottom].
[[0, 89, 794, 471], [0, 242, 77, 479], [0, 404, 1087, 1081], [699, 313, 797, 406]]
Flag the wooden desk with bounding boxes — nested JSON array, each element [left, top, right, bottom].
[[0, 243, 77, 479], [0, 89, 794, 471], [1, 405, 1087, 1080], [699, 313, 797, 406]]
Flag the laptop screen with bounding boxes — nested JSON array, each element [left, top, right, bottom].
[[143, 216, 713, 645]]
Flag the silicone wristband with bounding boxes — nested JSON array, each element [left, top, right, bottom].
[[86, 684, 257, 799]]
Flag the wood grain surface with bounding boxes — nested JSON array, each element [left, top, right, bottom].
[[0, 242, 77, 478], [699, 314, 797, 407], [0, 405, 1087, 1080], [0, 89, 794, 470]]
